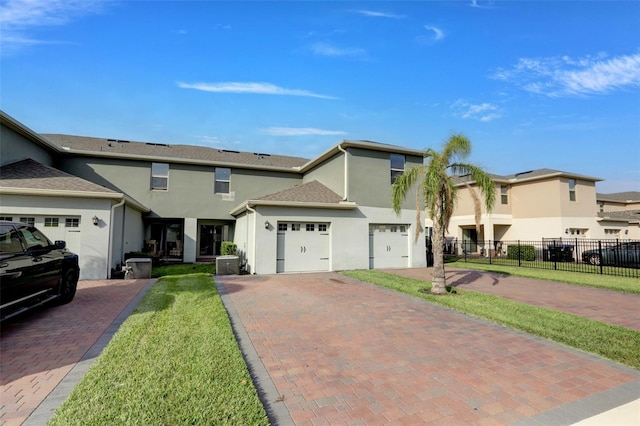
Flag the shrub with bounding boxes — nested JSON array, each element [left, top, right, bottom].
[[506, 244, 536, 261], [221, 241, 237, 255], [124, 251, 151, 260]]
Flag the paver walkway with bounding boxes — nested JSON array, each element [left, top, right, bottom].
[[384, 267, 640, 331], [0, 279, 150, 426], [218, 272, 640, 425]]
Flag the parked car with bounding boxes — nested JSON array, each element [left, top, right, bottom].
[[0, 221, 80, 321], [581, 242, 640, 267]]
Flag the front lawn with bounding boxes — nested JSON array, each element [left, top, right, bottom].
[[342, 270, 640, 369], [49, 273, 268, 425]]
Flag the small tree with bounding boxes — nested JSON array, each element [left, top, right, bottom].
[[392, 133, 495, 294]]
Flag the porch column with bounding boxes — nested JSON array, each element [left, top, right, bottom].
[[183, 217, 197, 263]]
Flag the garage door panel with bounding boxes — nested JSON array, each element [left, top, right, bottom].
[[277, 222, 330, 273], [369, 224, 409, 269]]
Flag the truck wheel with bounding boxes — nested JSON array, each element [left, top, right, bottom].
[[58, 269, 79, 304]]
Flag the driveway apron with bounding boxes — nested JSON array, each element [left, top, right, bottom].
[[217, 272, 640, 425]]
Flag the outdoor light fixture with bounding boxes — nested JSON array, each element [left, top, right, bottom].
[[625, 229, 629, 235], [565, 228, 569, 234], [92, 216, 99, 226], [264, 220, 270, 229]]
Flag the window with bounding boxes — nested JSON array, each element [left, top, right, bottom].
[[44, 217, 59, 227], [306, 224, 315, 232], [215, 168, 231, 194], [19, 217, 35, 227], [568, 179, 576, 201], [151, 163, 169, 190], [291, 223, 300, 231], [399, 225, 407, 233], [598, 202, 604, 212], [501, 185, 509, 205], [278, 223, 287, 231], [318, 224, 327, 232], [390, 154, 405, 184], [0, 216, 13, 221], [604, 229, 620, 236], [65, 218, 80, 228]]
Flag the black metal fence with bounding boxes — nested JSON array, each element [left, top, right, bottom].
[[440, 238, 640, 278]]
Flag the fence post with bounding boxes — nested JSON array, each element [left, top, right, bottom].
[[553, 239, 557, 270], [598, 240, 603, 275], [518, 240, 521, 267]]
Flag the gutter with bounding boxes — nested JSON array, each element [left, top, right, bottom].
[[246, 204, 258, 274], [337, 144, 349, 201], [107, 198, 126, 279]]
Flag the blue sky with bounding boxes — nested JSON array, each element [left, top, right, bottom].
[[1, 0, 639, 193]]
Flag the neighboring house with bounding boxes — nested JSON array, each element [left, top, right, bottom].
[[595, 192, 640, 240], [1, 111, 426, 278], [439, 170, 639, 253]]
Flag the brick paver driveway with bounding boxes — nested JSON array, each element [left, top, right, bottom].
[[218, 272, 640, 425], [1, 279, 151, 426]]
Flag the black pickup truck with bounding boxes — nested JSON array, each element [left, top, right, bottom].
[[0, 221, 80, 321]]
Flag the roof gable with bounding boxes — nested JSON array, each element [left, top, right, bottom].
[[256, 180, 343, 203], [0, 158, 117, 193]]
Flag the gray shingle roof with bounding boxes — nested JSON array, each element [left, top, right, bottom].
[[596, 192, 640, 203], [256, 180, 343, 203], [597, 209, 640, 223], [0, 158, 117, 193], [42, 134, 309, 169]]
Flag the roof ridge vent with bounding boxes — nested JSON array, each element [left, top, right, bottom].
[[145, 142, 170, 147], [515, 170, 534, 177]]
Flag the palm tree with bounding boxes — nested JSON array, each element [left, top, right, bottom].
[[392, 133, 495, 294]]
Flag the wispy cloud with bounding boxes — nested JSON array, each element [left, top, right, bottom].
[[451, 100, 502, 122], [470, 1, 495, 9], [259, 127, 347, 136], [0, 0, 105, 53], [177, 81, 338, 100], [492, 53, 640, 97], [310, 42, 366, 58], [354, 10, 405, 19], [418, 25, 445, 45]]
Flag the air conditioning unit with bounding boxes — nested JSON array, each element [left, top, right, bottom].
[[216, 255, 239, 275]]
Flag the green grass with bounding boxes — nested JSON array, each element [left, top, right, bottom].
[[448, 260, 640, 294], [49, 273, 268, 426], [151, 262, 216, 278], [341, 270, 640, 369]]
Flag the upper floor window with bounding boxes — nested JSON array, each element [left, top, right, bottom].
[[215, 168, 231, 194], [390, 154, 405, 184], [598, 202, 604, 212], [151, 163, 169, 190], [568, 179, 576, 201], [500, 185, 509, 205]]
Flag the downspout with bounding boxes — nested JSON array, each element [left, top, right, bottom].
[[246, 204, 258, 274], [107, 197, 126, 279], [337, 144, 349, 201]]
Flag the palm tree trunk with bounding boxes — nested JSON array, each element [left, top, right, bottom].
[[431, 216, 447, 294]]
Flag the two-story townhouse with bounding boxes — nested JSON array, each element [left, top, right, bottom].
[[1, 111, 426, 278], [441, 170, 639, 253], [595, 192, 640, 239], [0, 112, 149, 280]]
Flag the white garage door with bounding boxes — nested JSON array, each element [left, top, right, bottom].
[[276, 222, 330, 273], [18, 216, 82, 254], [369, 224, 409, 269]]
